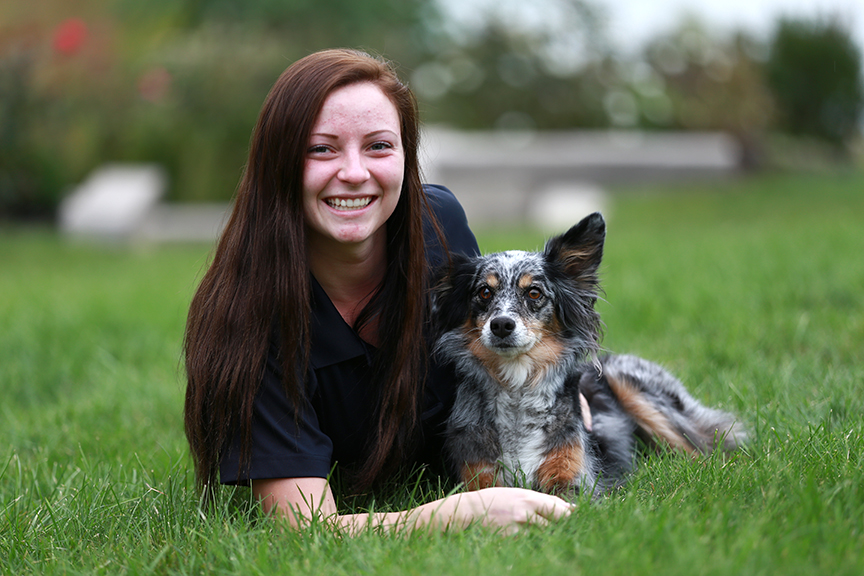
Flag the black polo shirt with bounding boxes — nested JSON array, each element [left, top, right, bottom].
[[220, 185, 479, 484]]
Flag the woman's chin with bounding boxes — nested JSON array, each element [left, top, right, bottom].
[[309, 222, 386, 248]]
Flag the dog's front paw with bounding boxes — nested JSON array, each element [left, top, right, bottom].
[[536, 442, 587, 494], [460, 461, 498, 491]]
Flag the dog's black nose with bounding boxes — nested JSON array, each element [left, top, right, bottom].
[[490, 316, 516, 338]]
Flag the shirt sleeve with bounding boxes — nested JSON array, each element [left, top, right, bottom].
[[423, 184, 481, 264], [219, 339, 334, 485]]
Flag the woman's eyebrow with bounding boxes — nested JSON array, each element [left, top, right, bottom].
[[309, 132, 338, 139], [309, 129, 399, 140], [365, 129, 399, 139]]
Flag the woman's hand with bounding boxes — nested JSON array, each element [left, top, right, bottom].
[[418, 487, 574, 535], [253, 479, 573, 535]]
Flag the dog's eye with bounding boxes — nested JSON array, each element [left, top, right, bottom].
[[477, 286, 493, 301], [527, 287, 543, 300]]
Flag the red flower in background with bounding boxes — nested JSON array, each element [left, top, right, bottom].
[[53, 18, 88, 55]]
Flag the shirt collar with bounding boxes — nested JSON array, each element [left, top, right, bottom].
[[309, 276, 373, 369]]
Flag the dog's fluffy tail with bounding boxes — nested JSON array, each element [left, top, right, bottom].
[[582, 354, 747, 456]]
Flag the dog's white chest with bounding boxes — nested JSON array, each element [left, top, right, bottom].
[[489, 387, 556, 486]]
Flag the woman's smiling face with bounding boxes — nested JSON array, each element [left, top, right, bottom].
[[302, 82, 404, 250]]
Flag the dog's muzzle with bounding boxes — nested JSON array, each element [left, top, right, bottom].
[[483, 314, 535, 356]]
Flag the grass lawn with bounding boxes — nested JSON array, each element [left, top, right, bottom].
[[2, 170, 863, 574]]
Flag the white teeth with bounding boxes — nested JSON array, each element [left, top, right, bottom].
[[327, 197, 372, 210]]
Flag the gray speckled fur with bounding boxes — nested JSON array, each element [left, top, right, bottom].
[[433, 213, 747, 497], [586, 354, 748, 453]]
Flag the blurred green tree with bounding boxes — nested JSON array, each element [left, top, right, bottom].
[[766, 18, 864, 147], [0, 49, 63, 218], [111, 0, 444, 204], [0, 0, 442, 216], [410, 1, 607, 130]]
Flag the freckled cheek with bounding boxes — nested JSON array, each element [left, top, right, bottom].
[[375, 158, 405, 192], [302, 162, 335, 202]]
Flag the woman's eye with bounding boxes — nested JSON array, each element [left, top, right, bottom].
[[369, 141, 392, 152], [308, 145, 330, 154], [527, 287, 543, 300], [478, 286, 492, 301]]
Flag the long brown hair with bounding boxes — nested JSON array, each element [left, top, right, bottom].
[[184, 49, 431, 494]]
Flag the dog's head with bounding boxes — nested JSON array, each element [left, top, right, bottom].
[[432, 212, 605, 382]]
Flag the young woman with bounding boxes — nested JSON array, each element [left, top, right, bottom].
[[183, 48, 573, 533]]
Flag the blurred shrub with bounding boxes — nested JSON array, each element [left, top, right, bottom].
[[0, 48, 65, 218], [0, 0, 439, 217], [766, 18, 864, 148], [0, 15, 112, 219], [412, 24, 608, 130], [411, 1, 609, 131], [118, 23, 290, 203]]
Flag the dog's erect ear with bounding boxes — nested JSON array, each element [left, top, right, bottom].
[[543, 212, 606, 287], [543, 212, 605, 339], [429, 252, 477, 337]]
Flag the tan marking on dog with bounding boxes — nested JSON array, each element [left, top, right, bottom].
[[536, 441, 585, 494], [464, 321, 510, 386], [517, 274, 534, 289], [606, 374, 698, 455], [464, 316, 568, 389], [559, 247, 601, 283], [485, 274, 499, 289], [524, 327, 566, 388], [461, 462, 497, 491], [560, 248, 593, 268]]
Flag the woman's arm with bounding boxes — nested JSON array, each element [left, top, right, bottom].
[[252, 477, 573, 535]]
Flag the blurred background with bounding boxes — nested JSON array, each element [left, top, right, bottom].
[[1, 0, 862, 234]]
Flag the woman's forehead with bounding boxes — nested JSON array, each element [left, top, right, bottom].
[[312, 82, 401, 136]]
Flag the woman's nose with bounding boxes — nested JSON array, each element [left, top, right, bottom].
[[338, 149, 369, 184]]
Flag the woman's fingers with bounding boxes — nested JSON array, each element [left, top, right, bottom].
[[429, 487, 575, 533], [528, 496, 575, 526], [533, 498, 576, 522], [469, 487, 573, 528], [524, 513, 551, 528]]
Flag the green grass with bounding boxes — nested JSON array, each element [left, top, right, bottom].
[[2, 170, 863, 574]]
